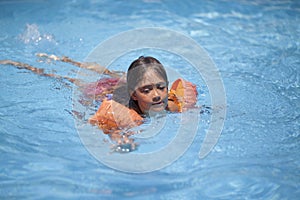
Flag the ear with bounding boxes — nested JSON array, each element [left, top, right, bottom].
[[131, 91, 138, 101]]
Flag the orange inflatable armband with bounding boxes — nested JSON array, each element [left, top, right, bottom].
[[168, 78, 198, 112], [89, 99, 143, 134]]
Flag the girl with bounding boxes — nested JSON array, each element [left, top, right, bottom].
[[1, 54, 198, 152], [89, 56, 198, 150]]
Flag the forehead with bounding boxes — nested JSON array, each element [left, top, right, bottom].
[[137, 69, 166, 87]]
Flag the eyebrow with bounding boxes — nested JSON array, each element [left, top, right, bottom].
[[139, 82, 167, 89]]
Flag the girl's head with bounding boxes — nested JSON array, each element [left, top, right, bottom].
[[127, 56, 168, 115]]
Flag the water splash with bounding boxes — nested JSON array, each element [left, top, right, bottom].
[[18, 23, 56, 44]]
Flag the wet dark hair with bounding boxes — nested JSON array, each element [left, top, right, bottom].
[[127, 56, 168, 94], [127, 56, 168, 114]]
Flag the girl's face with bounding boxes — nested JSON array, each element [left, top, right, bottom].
[[131, 69, 168, 114]]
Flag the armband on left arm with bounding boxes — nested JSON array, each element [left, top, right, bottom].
[[168, 78, 198, 112]]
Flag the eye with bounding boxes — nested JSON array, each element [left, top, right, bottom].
[[139, 85, 153, 94], [140, 88, 150, 94], [156, 83, 167, 90], [157, 85, 166, 90]]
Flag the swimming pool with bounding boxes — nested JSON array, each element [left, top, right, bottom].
[[0, 0, 299, 199]]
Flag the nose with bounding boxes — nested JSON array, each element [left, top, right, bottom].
[[152, 96, 161, 102], [152, 88, 161, 102]]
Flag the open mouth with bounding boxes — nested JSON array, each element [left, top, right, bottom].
[[151, 101, 167, 111], [152, 101, 164, 106]]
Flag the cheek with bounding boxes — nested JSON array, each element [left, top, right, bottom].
[[138, 94, 153, 103], [133, 92, 151, 103], [136, 95, 153, 111], [162, 89, 168, 97]]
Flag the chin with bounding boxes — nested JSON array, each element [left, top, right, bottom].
[[150, 107, 165, 112], [146, 107, 166, 117], [148, 103, 167, 113]]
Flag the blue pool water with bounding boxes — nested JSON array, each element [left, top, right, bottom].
[[0, 0, 299, 199]]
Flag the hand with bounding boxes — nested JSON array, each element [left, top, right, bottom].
[[109, 131, 138, 153]]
